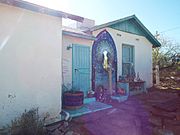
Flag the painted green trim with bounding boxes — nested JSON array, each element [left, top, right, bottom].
[[90, 15, 161, 47], [122, 44, 135, 76], [133, 16, 161, 47], [109, 19, 145, 36], [63, 31, 96, 40], [122, 44, 135, 62], [72, 44, 91, 95], [72, 44, 74, 89], [91, 15, 136, 31]]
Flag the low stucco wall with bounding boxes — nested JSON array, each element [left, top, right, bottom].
[[0, 4, 62, 127], [62, 35, 93, 89], [93, 27, 153, 88]]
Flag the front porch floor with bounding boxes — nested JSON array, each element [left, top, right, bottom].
[[64, 98, 112, 118]]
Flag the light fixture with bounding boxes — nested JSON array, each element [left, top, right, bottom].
[[66, 44, 72, 50]]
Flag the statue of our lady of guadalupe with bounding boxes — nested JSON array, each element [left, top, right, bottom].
[[102, 51, 113, 95], [103, 51, 109, 71]]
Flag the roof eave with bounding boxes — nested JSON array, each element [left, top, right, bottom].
[[90, 15, 161, 47], [90, 15, 135, 31], [0, 0, 84, 22], [133, 16, 161, 47], [62, 30, 96, 40]]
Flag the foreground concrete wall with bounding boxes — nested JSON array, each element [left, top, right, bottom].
[[62, 35, 93, 90], [93, 27, 153, 88], [0, 4, 62, 127]]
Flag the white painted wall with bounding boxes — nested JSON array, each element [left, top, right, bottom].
[[0, 4, 62, 127], [93, 27, 153, 88], [62, 35, 93, 90]]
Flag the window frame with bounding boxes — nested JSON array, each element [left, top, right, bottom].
[[122, 44, 135, 76]]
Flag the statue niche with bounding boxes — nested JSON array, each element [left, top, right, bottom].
[[92, 30, 117, 92]]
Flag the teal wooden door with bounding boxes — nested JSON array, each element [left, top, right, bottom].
[[72, 44, 90, 96]]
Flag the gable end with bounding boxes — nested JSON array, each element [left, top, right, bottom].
[[91, 15, 161, 47], [109, 19, 145, 36]]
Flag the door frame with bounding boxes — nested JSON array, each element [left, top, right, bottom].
[[72, 44, 91, 95]]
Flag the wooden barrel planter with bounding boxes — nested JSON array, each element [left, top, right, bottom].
[[63, 91, 84, 109]]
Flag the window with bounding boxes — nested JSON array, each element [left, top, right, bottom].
[[122, 45, 134, 76]]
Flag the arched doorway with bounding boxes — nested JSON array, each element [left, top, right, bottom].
[[92, 30, 117, 91]]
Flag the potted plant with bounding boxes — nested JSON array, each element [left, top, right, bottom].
[[63, 86, 84, 109]]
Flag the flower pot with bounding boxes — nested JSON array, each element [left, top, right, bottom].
[[63, 91, 84, 109]]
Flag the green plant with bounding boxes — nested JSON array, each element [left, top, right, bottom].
[[9, 108, 47, 135]]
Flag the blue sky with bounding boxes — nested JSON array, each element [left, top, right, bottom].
[[27, 0, 180, 43]]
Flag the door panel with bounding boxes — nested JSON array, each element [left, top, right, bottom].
[[72, 44, 90, 96]]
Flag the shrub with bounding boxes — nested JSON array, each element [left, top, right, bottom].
[[9, 108, 47, 135]]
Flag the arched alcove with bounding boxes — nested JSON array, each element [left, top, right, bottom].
[[92, 30, 117, 91]]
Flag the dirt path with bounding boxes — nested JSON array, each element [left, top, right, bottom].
[[70, 90, 180, 135]]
